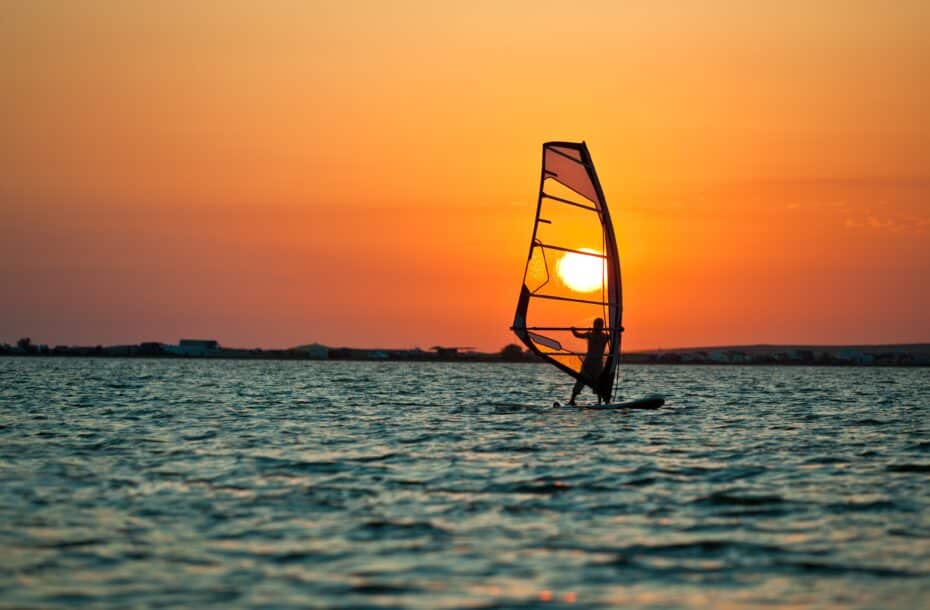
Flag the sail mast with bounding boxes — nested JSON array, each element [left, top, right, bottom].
[[579, 142, 622, 402]]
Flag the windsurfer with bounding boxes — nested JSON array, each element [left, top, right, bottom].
[[569, 318, 609, 405]]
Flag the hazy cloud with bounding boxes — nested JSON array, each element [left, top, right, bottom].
[[844, 214, 930, 234]]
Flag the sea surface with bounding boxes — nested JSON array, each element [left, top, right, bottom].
[[0, 359, 928, 609]]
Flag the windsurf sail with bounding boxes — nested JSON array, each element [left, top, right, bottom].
[[512, 141, 622, 403]]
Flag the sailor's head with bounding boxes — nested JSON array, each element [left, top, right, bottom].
[[593, 318, 604, 331]]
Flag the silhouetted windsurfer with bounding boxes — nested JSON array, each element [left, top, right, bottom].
[[569, 318, 609, 405]]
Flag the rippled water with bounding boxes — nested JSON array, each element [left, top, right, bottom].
[[1, 358, 928, 609]]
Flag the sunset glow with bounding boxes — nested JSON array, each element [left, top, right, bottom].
[[2, 2, 928, 350]]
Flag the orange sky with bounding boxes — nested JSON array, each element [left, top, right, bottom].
[[2, 1, 929, 351]]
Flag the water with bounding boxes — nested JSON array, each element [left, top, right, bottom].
[[1, 359, 928, 609]]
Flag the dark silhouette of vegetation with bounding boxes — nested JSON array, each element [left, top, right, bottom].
[[500, 343, 526, 361], [1, 338, 926, 366]]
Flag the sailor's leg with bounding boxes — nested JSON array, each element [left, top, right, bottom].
[[569, 377, 585, 406]]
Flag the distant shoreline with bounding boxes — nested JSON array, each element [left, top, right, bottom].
[[2, 340, 928, 366], [624, 343, 930, 366]]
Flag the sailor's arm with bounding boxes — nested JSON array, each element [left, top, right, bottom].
[[570, 327, 589, 339]]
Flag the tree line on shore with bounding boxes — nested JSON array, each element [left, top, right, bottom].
[[3, 338, 927, 366]]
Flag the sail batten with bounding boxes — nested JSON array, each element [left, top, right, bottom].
[[530, 293, 609, 306], [513, 141, 623, 403], [535, 243, 608, 258], [540, 193, 599, 212]]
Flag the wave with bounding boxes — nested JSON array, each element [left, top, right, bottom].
[[887, 463, 930, 473]]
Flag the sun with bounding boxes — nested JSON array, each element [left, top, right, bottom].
[[557, 249, 604, 292]]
